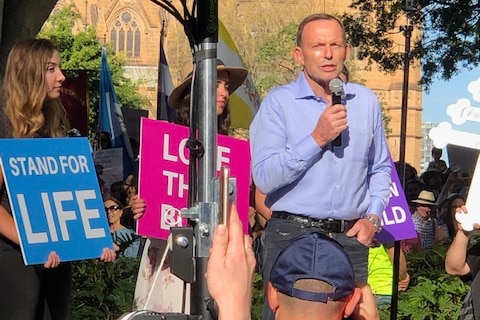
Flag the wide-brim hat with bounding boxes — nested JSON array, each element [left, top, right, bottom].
[[411, 190, 436, 206], [168, 59, 248, 109]]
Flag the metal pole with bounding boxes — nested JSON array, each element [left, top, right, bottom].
[[189, 1, 218, 319], [391, 19, 413, 320]]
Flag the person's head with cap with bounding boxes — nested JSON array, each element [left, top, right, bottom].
[[411, 189, 436, 221], [267, 233, 361, 320], [168, 59, 248, 135]]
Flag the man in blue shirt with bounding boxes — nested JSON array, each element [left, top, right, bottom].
[[250, 13, 391, 319]]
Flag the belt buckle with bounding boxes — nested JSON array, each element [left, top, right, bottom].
[[311, 219, 322, 229], [323, 219, 344, 233]]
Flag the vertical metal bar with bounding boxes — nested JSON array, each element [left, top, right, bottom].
[[189, 1, 218, 319], [391, 19, 413, 320], [196, 55, 217, 204]]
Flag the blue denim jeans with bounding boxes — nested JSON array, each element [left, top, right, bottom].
[[261, 217, 369, 320]]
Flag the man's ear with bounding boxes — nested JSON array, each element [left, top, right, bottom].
[[344, 44, 351, 61], [266, 282, 280, 313], [343, 287, 361, 317], [293, 46, 304, 66]]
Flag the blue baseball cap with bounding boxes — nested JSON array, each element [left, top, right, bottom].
[[270, 233, 355, 302]]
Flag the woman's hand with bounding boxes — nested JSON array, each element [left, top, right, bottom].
[[100, 247, 116, 262], [44, 251, 60, 268], [131, 195, 146, 220]]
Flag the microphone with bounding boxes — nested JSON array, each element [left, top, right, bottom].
[[328, 78, 344, 147]]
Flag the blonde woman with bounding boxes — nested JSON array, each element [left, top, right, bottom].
[[0, 39, 115, 320]]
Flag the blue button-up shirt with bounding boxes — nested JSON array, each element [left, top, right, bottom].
[[250, 73, 391, 220]]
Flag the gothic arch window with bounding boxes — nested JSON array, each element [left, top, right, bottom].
[[110, 11, 141, 57]]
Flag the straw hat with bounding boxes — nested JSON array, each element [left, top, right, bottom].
[[168, 59, 248, 109], [411, 190, 436, 206]]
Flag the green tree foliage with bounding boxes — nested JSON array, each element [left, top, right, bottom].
[[342, 0, 480, 90], [378, 244, 469, 319], [69, 258, 140, 320], [38, 5, 148, 137], [257, 22, 300, 97]]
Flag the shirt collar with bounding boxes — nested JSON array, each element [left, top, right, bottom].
[[293, 72, 356, 103]]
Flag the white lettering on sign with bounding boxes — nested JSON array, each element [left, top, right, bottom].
[[17, 189, 106, 244], [382, 206, 407, 226], [42, 192, 59, 241], [9, 155, 89, 176], [18, 194, 48, 244], [163, 134, 189, 165], [54, 191, 77, 241], [389, 182, 399, 198], [217, 146, 231, 171], [58, 155, 89, 174], [76, 190, 106, 239], [162, 133, 232, 169], [163, 170, 189, 198], [160, 204, 184, 230]]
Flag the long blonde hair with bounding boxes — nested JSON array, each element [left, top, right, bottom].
[[2, 38, 69, 138]]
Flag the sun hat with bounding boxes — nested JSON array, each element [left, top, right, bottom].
[[167, 59, 248, 109], [270, 232, 355, 302], [411, 190, 436, 206]]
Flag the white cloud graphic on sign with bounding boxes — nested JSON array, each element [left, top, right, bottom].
[[446, 98, 480, 125], [429, 121, 480, 149], [468, 77, 480, 102]]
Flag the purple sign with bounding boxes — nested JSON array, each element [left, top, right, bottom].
[[375, 159, 418, 243]]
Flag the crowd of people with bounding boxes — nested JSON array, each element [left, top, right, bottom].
[[0, 11, 478, 320]]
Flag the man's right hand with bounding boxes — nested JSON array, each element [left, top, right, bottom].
[[346, 218, 376, 247], [311, 104, 347, 148]]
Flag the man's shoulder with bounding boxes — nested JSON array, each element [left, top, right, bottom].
[[266, 78, 298, 96], [346, 82, 378, 97]]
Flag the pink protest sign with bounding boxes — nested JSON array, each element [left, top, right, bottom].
[[137, 118, 251, 239]]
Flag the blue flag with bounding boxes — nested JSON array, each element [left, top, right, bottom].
[[99, 48, 134, 179], [156, 38, 175, 121]]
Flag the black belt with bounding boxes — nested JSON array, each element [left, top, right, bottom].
[[271, 211, 357, 233]]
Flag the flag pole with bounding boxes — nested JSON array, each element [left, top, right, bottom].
[[156, 20, 167, 120], [99, 48, 135, 178]]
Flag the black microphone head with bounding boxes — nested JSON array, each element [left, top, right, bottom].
[[329, 78, 344, 95]]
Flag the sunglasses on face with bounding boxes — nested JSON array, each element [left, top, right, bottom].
[[105, 205, 121, 212]]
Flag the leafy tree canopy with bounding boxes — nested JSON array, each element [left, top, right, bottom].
[[342, 0, 480, 91]]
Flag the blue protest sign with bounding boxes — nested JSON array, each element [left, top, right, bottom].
[[0, 138, 113, 265]]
